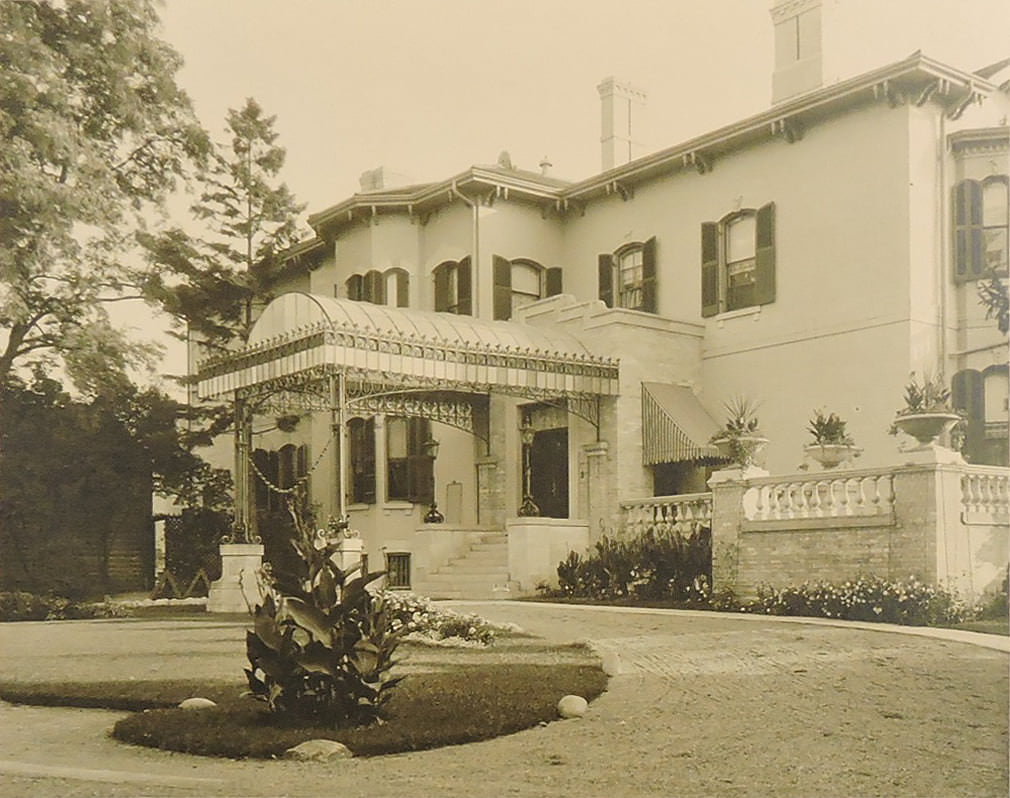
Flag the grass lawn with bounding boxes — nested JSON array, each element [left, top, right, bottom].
[[0, 640, 608, 759]]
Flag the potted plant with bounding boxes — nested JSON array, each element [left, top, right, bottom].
[[803, 409, 861, 469], [710, 397, 767, 467], [889, 371, 962, 446]]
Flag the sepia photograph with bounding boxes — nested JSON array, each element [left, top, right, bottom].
[[0, 1, 1008, 795]]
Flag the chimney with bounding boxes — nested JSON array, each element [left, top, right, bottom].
[[597, 77, 648, 171], [770, 0, 824, 104], [358, 166, 414, 192]]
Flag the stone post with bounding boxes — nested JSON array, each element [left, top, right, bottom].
[[708, 467, 766, 598], [476, 455, 504, 527], [333, 536, 364, 574], [207, 543, 263, 614], [583, 441, 610, 542]]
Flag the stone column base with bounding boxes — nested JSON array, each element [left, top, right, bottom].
[[207, 543, 263, 614]]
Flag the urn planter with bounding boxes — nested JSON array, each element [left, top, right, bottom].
[[891, 412, 961, 446], [803, 442, 862, 469], [712, 434, 768, 467]]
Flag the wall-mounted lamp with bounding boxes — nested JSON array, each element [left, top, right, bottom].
[[422, 437, 444, 523], [518, 422, 540, 517]]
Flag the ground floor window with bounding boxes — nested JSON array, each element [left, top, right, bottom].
[[385, 552, 411, 588], [386, 416, 433, 503]]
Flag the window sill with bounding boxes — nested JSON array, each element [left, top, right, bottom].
[[715, 305, 762, 327], [382, 501, 416, 513]]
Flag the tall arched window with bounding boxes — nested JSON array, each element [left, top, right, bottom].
[[597, 238, 657, 313], [433, 258, 471, 315], [491, 257, 564, 320], [954, 176, 1009, 281]]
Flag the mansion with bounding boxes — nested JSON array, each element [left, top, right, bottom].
[[197, 0, 1009, 603]]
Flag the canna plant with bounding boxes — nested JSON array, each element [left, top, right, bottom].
[[245, 499, 405, 726]]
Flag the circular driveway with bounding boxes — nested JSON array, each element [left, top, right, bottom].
[[0, 603, 1006, 798]]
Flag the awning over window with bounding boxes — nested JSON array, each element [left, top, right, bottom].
[[641, 382, 723, 465], [197, 292, 619, 401]]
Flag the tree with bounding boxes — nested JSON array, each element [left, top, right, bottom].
[[978, 271, 1009, 335], [0, 0, 209, 400], [140, 98, 305, 349]]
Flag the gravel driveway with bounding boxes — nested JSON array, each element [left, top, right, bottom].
[[0, 602, 1006, 798]]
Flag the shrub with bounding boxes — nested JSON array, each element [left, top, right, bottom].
[[743, 576, 973, 626], [245, 508, 404, 727], [0, 592, 130, 621], [551, 527, 712, 603], [976, 568, 1009, 621]]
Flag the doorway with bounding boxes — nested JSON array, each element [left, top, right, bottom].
[[529, 427, 568, 518]]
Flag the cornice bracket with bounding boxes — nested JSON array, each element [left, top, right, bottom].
[[771, 117, 804, 143], [946, 84, 983, 120], [873, 80, 906, 108], [683, 151, 712, 174], [914, 80, 939, 107]]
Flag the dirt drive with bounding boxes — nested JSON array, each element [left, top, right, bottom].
[[0, 602, 1006, 798]]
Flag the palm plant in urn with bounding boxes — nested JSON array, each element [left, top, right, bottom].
[[889, 371, 963, 447], [710, 397, 767, 467], [804, 409, 861, 469]]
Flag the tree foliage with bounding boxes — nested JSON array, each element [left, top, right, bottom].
[[0, 0, 209, 395], [140, 98, 305, 348], [978, 272, 1009, 335]]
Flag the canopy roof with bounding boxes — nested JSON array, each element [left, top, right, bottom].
[[197, 293, 619, 404], [641, 382, 724, 465]]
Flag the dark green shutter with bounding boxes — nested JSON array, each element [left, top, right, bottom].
[[701, 222, 719, 317], [346, 273, 363, 301], [545, 266, 563, 296], [954, 181, 984, 283], [952, 369, 985, 461], [457, 257, 472, 315], [434, 264, 449, 311], [641, 237, 658, 313], [493, 255, 512, 320], [406, 418, 433, 504], [395, 270, 409, 307], [598, 254, 614, 307], [754, 202, 776, 306]]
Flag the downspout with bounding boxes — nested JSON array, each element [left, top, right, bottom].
[[450, 181, 479, 319], [938, 109, 950, 370]]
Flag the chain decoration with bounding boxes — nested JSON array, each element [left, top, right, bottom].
[[249, 434, 333, 496]]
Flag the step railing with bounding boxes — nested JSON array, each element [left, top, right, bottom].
[[620, 492, 713, 537], [961, 467, 1010, 524], [744, 471, 895, 522]]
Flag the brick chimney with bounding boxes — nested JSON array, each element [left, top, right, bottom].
[[597, 77, 648, 171]]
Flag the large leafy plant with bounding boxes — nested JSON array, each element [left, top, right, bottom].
[[245, 504, 404, 726], [806, 409, 854, 445]]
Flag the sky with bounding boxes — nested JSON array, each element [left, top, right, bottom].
[[134, 0, 1008, 381]]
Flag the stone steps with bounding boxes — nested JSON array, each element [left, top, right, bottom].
[[412, 532, 514, 600]]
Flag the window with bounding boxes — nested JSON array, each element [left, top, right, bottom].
[[385, 552, 411, 589], [385, 416, 433, 503], [953, 366, 1009, 466], [252, 444, 309, 513], [345, 268, 409, 306], [348, 416, 375, 504], [954, 177, 1009, 281], [492, 257, 563, 320], [701, 203, 776, 317], [597, 237, 657, 313], [433, 258, 472, 315]]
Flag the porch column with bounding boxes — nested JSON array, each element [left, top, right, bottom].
[[476, 456, 505, 527], [582, 441, 610, 542], [233, 398, 257, 541]]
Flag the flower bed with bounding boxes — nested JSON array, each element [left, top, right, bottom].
[[380, 591, 521, 646]]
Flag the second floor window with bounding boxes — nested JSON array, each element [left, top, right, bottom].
[[954, 176, 1009, 282], [597, 238, 657, 313], [433, 258, 472, 315], [492, 257, 564, 320], [701, 203, 776, 317], [345, 268, 409, 306]]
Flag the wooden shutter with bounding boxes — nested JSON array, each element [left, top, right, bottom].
[[406, 418, 433, 504], [754, 202, 776, 306], [456, 257, 472, 315], [701, 222, 719, 317], [952, 369, 985, 461], [545, 266, 563, 296], [434, 263, 449, 312], [365, 269, 385, 304], [346, 273, 363, 301], [598, 254, 614, 307], [641, 237, 658, 313], [954, 180, 984, 283], [493, 255, 512, 320], [394, 270, 409, 307]]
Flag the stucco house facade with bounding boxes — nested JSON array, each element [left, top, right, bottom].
[[198, 1, 1009, 602]]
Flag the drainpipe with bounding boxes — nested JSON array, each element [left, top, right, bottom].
[[938, 110, 950, 369], [450, 181, 479, 318]]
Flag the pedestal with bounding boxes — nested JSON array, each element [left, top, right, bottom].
[[207, 543, 263, 614]]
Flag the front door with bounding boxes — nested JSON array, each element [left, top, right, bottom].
[[529, 427, 568, 518]]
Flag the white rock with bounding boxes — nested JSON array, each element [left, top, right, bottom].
[[557, 694, 588, 719], [284, 739, 353, 762], [178, 697, 217, 710]]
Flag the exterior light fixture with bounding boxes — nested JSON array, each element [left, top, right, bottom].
[[518, 421, 540, 517], [422, 437, 444, 523]]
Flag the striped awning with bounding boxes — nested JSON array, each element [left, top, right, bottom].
[[197, 292, 619, 400], [641, 382, 723, 465]]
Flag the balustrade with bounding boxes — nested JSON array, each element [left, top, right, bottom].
[[961, 469, 1010, 524], [744, 472, 894, 522], [620, 493, 713, 537]]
